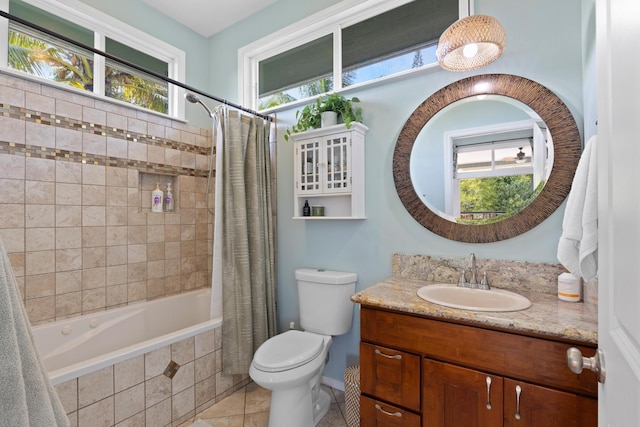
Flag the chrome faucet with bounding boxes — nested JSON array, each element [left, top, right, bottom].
[[457, 253, 490, 290]]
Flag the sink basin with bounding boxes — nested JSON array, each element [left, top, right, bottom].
[[417, 284, 531, 312]]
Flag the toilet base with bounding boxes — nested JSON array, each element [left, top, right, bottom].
[[313, 387, 331, 424], [266, 382, 331, 427]]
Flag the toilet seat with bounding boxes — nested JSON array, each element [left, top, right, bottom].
[[253, 330, 324, 373]]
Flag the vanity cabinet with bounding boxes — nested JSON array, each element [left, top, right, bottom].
[[359, 307, 598, 427], [291, 123, 367, 219], [424, 360, 597, 427]]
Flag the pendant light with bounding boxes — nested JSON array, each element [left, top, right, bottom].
[[515, 147, 526, 164], [436, 14, 506, 72]]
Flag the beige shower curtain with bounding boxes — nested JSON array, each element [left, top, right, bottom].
[[214, 110, 277, 375]]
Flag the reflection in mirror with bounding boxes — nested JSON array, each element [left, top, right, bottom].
[[393, 74, 581, 243], [410, 95, 554, 224]]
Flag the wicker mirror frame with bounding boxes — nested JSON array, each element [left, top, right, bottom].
[[393, 74, 581, 243]]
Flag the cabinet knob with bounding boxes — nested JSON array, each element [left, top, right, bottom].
[[566, 347, 606, 384]]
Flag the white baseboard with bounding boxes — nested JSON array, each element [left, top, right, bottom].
[[322, 375, 345, 392]]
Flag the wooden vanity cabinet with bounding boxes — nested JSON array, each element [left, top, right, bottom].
[[359, 307, 598, 427]]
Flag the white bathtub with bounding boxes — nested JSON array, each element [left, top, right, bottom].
[[32, 288, 221, 385]]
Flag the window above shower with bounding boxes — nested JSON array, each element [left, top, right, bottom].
[[239, 0, 465, 111], [1, 0, 186, 119]]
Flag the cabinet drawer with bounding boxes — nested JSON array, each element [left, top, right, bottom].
[[361, 307, 598, 397], [361, 395, 421, 427], [360, 342, 421, 412]]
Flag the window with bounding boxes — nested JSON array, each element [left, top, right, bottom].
[[1, 0, 185, 118], [455, 140, 537, 223], [444, 121, 552, 224], [240, 0, 464, 110], [9, 22, 96, 90], [259, 34, 334, 108]]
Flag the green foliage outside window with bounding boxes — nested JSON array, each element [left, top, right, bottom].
[[457, 175, 544, 224], [8, 26, 168, 114]]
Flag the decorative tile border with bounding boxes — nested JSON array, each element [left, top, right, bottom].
[[0, 103, 211, 156], [0, 139, 209, 177], [0, 100, 212, 177]]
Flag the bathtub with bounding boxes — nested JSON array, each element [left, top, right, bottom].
[[32, 288, 221, 386]]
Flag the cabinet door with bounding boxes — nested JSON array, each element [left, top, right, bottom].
[[323, 133, 351, 194], [503, 379, 597, 427], [360, 342, 421, 412], [295, 139, 322, 194], [423, 359, 503, 427], [361, 396, 421, 427]]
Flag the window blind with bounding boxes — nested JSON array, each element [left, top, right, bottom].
[[342, 0, 458, 71]]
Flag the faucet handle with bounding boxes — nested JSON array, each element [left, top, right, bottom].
[[458, 269, 467, 287], [480, 271, 490, 290]]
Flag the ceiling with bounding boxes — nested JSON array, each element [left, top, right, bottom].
[[141, 0, 278, 38]]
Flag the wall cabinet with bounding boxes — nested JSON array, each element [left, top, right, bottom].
[[359, 307, 598, 427], [291, 123, 367, 219]]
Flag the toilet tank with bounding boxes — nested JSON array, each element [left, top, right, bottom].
[[296, 268, 357, 336]]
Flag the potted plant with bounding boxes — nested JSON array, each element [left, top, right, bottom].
[[285, 93, 363, 140]]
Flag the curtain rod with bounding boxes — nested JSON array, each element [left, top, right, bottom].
[[0, 10, 273, 122]]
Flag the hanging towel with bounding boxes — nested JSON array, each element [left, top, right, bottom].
[[557, 135, 598, 281], [0, 239, 69, 427]]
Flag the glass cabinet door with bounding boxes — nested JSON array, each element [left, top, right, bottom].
[[324, 134, 350, 193], [296, 140, 321, 194], [291, 122, 366, 219]]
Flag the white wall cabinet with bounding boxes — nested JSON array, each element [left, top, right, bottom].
[[291, 122, 367, 219]]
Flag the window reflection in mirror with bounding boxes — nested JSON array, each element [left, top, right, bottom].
[[409, 95, 554, 224]]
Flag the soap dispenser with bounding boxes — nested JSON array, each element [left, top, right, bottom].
[[151, 183, 164, 213], [302, 200, 311, 216], [164, 183, 174, 212]]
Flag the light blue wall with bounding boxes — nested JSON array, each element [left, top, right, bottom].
[[208, 0, 587, 383], [79, 0, 589, 384]]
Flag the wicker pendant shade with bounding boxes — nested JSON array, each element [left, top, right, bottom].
[[436, 15, 506, 72]]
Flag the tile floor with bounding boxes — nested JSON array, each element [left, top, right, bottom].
[[179, 382, 349, 427]]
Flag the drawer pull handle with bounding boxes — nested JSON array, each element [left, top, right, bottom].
[[485, 376, 492, 410], [375, 349, 402, 360], [375, 404, 402, 418], [515, 385, 522, 420]]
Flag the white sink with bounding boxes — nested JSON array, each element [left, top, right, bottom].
[[417, 284, 532, 312]]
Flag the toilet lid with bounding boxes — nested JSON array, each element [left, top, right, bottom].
[[253, 330, 324, 373]]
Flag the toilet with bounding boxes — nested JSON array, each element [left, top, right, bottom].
[[249, 268, 357, 427]]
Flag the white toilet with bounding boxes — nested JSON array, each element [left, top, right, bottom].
[[249, 268, 357, 427]]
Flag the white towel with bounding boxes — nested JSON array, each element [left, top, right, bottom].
[[557, 135, 598, 281], [0, 239, 69, 426]]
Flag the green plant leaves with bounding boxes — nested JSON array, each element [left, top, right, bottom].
[[285, 93, 363, 140]]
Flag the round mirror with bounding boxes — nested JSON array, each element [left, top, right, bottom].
[[393, 74, 581, 243]]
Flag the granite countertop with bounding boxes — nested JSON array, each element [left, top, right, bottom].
[[351, 277, 598, 345]]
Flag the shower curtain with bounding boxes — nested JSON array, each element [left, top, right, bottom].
[[212, 110, 277, 375]]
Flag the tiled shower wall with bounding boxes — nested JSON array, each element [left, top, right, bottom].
[[0, 71, 214, 325]]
